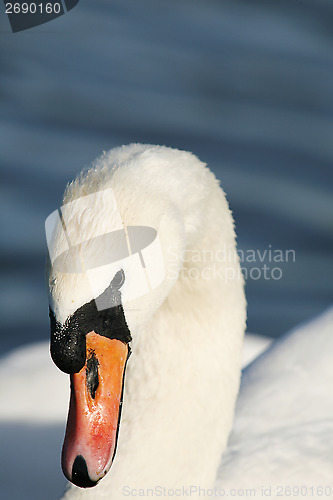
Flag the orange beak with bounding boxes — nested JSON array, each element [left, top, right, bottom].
[[61, 331, 129, 487]]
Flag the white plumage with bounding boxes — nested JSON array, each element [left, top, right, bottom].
[[48, 144, 246, 499]]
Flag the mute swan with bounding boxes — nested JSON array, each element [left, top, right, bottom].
[[46, 144, 246, 499]]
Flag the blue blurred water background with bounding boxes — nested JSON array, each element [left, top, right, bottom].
[[1, 0, 333, 355]]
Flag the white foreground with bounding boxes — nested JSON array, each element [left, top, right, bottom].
[[0, 308, 332, 499]]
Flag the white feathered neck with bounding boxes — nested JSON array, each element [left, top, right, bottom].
[[51, 144, 246, 500]]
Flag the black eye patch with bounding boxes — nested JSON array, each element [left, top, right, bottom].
[[50, 270, 132, 374]]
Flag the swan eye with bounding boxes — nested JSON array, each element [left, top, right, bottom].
[[111, 269, 125, 290]]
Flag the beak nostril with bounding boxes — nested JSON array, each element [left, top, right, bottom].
[[86, 350, 99, 399], [71, 455, 98, 488]]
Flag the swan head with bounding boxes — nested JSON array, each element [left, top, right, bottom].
[[46, 144, 246, 490], [46, 145, 192, 487]]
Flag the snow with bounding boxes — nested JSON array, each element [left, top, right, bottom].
[[0, 309, 331, 499]]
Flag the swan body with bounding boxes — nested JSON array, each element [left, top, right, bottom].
[[46, 144, 246, 499], [217, 307, 333, 496]]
